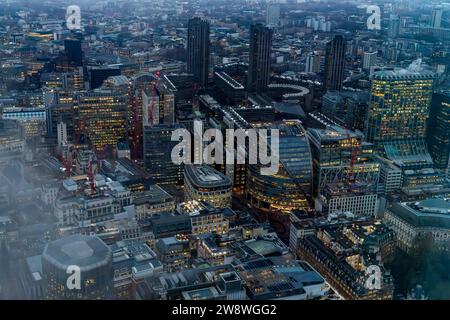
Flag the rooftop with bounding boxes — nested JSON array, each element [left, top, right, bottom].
[[372, 67, 435, 81], [185, 164, 232, 189], [42, 235, 112, 272], [308, 125, 362, 142], [390, 198, 450, 229], [133, 185, 174, 206], [238, 258, 325, 299]]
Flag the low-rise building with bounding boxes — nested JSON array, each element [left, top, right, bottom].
[[133, 185, 175, 221], [155, 235, 191, 272], [184, 164, 232, 209], [384, 198, 450, 253]]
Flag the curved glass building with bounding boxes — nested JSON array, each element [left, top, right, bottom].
[[247, 120, 313, 214]]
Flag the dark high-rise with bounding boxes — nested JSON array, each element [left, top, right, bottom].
[[324, 35, 346, 91], [248, 23, 273, 93], [187, 17, 210, 88], [427, 93, 450, 170], [143, 124, 184, 186], [64, 39, 83, 67]]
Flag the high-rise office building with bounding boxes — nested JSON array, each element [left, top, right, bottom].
[[427, 93, 450, 170], [143, 124, 184, 185], [266, 2, 280, 26], [322, 90, 346, 119], [77, 91, 128, 151], [248, 23, 273, 93], [64, 67, 85, 90], [365, 67, 434, 156], [142, 79, 175, 126], [46, 100, 75, 140], [247, 120, 312, 214], [2, 107, 46, 139], [131, 73, 157, 159], [187, 17, 210, 88], [307, 126, 380, 198], [57, 121, 67, 147], [64, 39, 83, 67], [323, 35, 346, 91], [431, 8, 443, 29]]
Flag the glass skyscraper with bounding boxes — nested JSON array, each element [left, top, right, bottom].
[[365, 67, 435, 164], [64, 39, 83, 67], [143, 124, 184, 186], [307, 126, 380, 198], [427, 93, 450, 170], [76, 91, 128, 152], [247, 120, 312, 214]]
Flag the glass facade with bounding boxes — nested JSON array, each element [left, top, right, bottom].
[[366, 69, 434, 153], [427, 93, 450, 170], [143, 124, 184, 185], [247, 121, 312, 213], [77, 91, 128, 152], [307, 126, 380, 197]]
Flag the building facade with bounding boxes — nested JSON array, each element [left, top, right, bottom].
[[187, 17, 210, 87], [248, 24, 273, 93], [365, 68, 434, 153], [324, 35, 346, 91], [427, 93, 450, 170], [76, 91, 128, 152], [184, 164, 232, 209]]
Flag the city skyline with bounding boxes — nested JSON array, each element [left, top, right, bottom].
[[0, 0, 449, 303]]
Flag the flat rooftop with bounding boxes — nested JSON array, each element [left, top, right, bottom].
[[42, 235, 112, 271], [185, 164, 232, 189], [372, 67, 435, 80]]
